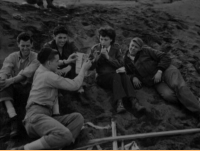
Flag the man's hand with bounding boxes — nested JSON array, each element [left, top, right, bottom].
[[66, 53, 78, 64], [153, 70, 162, 83], [101, 48, 109, 59], [56, 66, 72, 77], [116, 67, 126, 73], [82, 60, 92, 71], [0, 78, 14, 90], [132, 77, 142, 88]]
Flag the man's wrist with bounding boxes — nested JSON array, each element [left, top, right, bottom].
[[133, 77, 137, 80], [63, 60, 67, 65], [9, 78, 15, 85], [64, 59, 71, 65]]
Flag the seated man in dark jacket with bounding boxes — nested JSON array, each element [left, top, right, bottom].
[[89, 27, 145, 114], [44, 26, 78, 79], [124, 37, 200, 125]]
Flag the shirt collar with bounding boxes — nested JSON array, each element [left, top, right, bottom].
[[18, 51, 31, 61], [38, 64, 50, 72], [100, 44, 111, 52], [107, 46, 111, 52]]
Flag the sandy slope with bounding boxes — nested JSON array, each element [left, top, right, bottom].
[[0, 0, 200, 149]]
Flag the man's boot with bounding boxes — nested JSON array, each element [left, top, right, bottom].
[[117, 99, 126, 114], [10, 116, 20, 138]]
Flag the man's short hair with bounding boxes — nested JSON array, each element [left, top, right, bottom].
[[53, 26, 68, 36], [38, 47, 59, 64], [17, 32, 33, 43], [131, 37, 144, 48], [98, 27, 116, 45]]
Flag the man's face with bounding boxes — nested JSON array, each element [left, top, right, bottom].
[[18, 40, 33, 58], [99, 36, 112, 48], [129, 41, 141, 56], [54, 33, 68, 48], [49, 54, 59, 72]]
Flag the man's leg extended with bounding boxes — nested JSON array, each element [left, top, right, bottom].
[[155, 82, 178, 103], [163, 65, 200, 114]]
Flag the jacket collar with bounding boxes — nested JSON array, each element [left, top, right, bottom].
[[98, 44, 113, 54], [125, 49, 141, 63], [50, 40, 59, 50]]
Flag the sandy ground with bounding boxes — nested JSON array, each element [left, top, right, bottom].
[[1, 0, 200, 149]]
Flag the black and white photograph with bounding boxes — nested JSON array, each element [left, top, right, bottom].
[[0, 0, 200, 149]]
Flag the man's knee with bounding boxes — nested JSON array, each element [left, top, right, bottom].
[[46, 129, 73, 148], [160, 89, 178, 103], [72, 113, 84, 126]]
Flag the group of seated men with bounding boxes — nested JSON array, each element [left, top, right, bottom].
[[0, 26, 200, 149]]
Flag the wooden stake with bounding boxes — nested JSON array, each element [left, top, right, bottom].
[[121, 140, 124, 150], [111, 118, 118, 150]]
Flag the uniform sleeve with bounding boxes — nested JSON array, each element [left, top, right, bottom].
[[46, 71, 85, 91], [0, 54, 15, 79], [145, 47, 171, 71]]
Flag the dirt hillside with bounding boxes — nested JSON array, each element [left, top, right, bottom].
[[0, 0, 200, 149]]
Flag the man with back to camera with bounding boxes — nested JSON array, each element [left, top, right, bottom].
[[12, 47, 92, 150]]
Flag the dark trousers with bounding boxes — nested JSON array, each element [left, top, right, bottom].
[[0, 83, 31, 119], [96, 72, 135, 101]]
